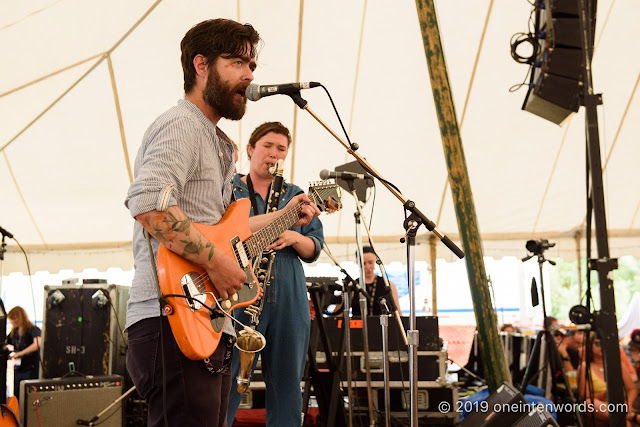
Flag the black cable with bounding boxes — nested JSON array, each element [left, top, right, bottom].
[[318, 84, 402, 194], [510, 31, 540, 65]]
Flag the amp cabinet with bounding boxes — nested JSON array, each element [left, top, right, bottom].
[[41, 284, 129, 379], [19, 375, 124, 427]]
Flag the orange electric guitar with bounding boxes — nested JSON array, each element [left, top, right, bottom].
[[157, 182, 341, 360], [0, 396, 20, 427]]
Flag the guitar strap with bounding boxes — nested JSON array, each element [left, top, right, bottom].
[[246, 174, 273, 215]]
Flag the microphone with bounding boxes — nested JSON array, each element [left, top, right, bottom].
[[246, 82, 320, 101], [319, 169, 373, 181], [0, 226, 13, 239]]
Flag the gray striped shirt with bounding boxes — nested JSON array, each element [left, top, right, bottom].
[[124, 99, 235, 334]]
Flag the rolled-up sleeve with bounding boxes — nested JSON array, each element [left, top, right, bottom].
[[125, 115, 199, 217], [298, 216, 324, 263]]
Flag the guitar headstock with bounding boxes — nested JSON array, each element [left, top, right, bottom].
[[308, 181, 342, 213]]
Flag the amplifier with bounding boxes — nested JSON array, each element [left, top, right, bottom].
[[19, 375, 124, 427], [321, 316, 440, 351], [41, 284, 129, 378], [314, 350, 448, 385]]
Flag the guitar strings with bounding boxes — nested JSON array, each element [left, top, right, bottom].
[[172, 186, 337, 318]]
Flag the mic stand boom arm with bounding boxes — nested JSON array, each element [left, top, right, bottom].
[[287, 93, 464, 260], [287, 92, 463, 426]]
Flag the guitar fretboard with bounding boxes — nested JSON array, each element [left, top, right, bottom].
[[245, 203, 304, 257], [243, 186, 334, 257]]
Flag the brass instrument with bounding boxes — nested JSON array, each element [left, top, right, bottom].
[[235, 159, 284, 394]]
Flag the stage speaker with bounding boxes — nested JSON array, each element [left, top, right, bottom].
[[459, 382, 528, 426], [522, 0, 597, 124], [19, 375, 124, 427], [513, 406, 560, 427], [41, 284, 129, 378]]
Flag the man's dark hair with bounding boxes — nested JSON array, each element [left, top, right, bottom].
[[180, 19, 261, 94], [247, 122, 292, 155]]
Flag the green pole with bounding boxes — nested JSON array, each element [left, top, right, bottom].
[[414, 0, 510, 391]]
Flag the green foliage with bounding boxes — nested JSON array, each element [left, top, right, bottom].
[[549, 256, 640, 322]]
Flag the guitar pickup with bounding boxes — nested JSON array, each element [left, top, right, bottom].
[[231, 236, 250, 268]]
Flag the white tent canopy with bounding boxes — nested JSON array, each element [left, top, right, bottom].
[[1, 0, 639, 273]]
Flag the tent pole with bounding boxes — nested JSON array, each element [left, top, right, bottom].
[[429, 234, 437, 315], [413, 0, 510, 391]]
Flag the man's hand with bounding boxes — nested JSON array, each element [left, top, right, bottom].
[[286, 194, 321, 227], [206, 250, 245, 300]]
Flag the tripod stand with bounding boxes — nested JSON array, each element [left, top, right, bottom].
[[520, 241, 582, 426]]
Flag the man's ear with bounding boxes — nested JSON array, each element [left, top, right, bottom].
[[193, 54, 209, 78]]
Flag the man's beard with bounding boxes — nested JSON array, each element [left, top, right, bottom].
[[203, 68, 247, 121]]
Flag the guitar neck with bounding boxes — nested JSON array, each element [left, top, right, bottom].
[[244, 202, 305, 258]]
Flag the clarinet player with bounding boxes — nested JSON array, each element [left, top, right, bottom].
[[227, 122, 325, 426]]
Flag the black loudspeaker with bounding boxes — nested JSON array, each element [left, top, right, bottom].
[[514, 406, 560, 426], [460, 382, 528, 426], [19, 375, 124, 427], [41, 284, 129, 378], [522, 0, 597, 124]]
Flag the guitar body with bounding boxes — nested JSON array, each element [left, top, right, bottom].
[[157, 198, 260, 360], [0, 396, 20, 427]]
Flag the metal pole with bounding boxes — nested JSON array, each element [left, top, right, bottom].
[[380, 314, 391, 427]]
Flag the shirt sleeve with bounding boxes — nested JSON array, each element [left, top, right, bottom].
[[125, 115, 199, 217], [289, 184, 324, 263]]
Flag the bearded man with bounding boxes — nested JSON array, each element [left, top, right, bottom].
[[124, 19, 319, 426]]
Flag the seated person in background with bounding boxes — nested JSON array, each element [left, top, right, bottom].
[[623, 329, 640, 382], [578, 333, 637, 427], [500, 323, 516, 333], [545, 315, 559, 331], [560, 330, 585, 370]]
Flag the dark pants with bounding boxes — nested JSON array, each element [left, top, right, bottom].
[[126, 317, 234, 427], [13, 367, 38, 402]]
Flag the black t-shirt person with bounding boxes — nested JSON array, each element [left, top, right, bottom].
[[350, 276, 389, 316], [9, 325, 41, 373]]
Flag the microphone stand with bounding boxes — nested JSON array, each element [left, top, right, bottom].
[[348, 179, 408, 426], [286, 92, 464, 426], [323, 248, 358, 427], [353, 206, 376, 426]]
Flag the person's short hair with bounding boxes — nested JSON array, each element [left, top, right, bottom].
[[356, 246, 376, 260], [180, 19, 261, 94], [362, 246, 375, 255], [544, 316, 558, 330], [247, 122, 292, 156]]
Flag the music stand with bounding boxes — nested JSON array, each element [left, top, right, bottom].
[[334, 160, 374, 204]]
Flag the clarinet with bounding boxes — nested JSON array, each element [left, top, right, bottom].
[[236, 159, 284, 394], [244, 159, 284, 327]]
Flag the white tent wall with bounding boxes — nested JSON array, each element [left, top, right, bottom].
[[1, 1, 639, 273]]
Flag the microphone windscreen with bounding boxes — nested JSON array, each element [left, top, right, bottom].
[[319, 169, 330, 180], [245, 84, 261, 101]]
